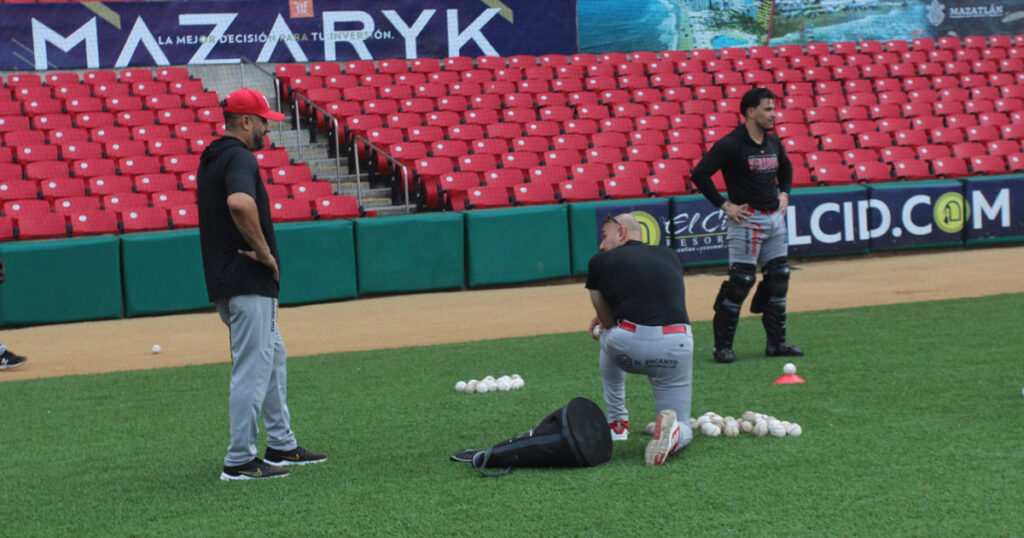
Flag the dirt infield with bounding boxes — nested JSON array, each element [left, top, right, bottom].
[[2, 245, 1021, 382]]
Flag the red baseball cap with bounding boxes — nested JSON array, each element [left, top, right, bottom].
[[224, 88, 285, 121]]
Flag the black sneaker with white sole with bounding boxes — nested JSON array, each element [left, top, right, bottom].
[[264, 446, 327, 466], [0, 350, 26, 370], [220, 458, 289, 481]]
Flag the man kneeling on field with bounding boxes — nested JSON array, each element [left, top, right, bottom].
[[586, 213, 694, 465]]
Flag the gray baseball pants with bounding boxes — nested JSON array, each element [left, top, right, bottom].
[[727, 210, 788, 265], [216, 295, 297, 467], [600, 322, 694, 449]]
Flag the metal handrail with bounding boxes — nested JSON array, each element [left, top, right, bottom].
[[290, 91, 351, 205], [351, 134, 412, 215]]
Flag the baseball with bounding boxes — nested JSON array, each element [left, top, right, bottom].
[[151, 344, 162, 354], [742, 411, 757, 421], [466, 380, 479, 393], [700, 422, 721, 437], [769, 422, 787, 437], [780, 421, 791, 431], [511, 373, 521, 380], [783, 362, 797, 375], [497, 378, 512, 391], [739, 420, 753, 434], [475, 382, 490, 393], [688, 417, 698, 430], [753, 420, 768, 437], [511, 378, 525, 389], [696, 415, 711, 426], [723, 421, 740, 438], [592, 325, 602, 338], [787, 423, 803, 436], [645, 422, 656, 435], [455, 381, 467, 392], [483, 376, 496, 383]]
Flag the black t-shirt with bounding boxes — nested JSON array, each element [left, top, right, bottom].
[[585, 240, 690, 326], [690, 124, 793, 211], [197, 136, 279, 301]]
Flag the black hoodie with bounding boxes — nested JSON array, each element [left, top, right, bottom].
[[196, 136, 279, 301], [690, 124, 793, 212]]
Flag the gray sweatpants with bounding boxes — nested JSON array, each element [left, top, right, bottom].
[[727, 210, 788, 265], [600, 322, 694, 449], [216, 295, 297, 467]]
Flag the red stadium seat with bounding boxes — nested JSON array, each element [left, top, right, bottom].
[[0, 180, 38, 202], [269, 165, 313, 185], [852, 161, 894, 183], [601, 177, 645, 199], [165, 205, 199, 229], [970, 155, 1007, 175], [463, 185, 512, 209], [555, 180, 602, 202], [15, 213, 68, 240], [69, 210, 119, 236], [508, 183, 555, 206], [269, 199, 312, 222], [644, 175, 690, 197], [812, 163, 854, 185], [931, 157, 969, 178], [151, 190, 196, 209], [120, 207, 170, 232], [88, 175, 133, 196], [133, 173, 178, 193], [313, 196, 360, 219]]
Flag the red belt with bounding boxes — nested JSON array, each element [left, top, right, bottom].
[[746, 207, 776, 215], [618, 321, 688, 335]]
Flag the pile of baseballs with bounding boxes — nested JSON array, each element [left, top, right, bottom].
[[454, 374, 524, 394], [683, 411, 802, 438]]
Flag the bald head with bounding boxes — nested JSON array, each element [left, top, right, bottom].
[[599, 213, 643, 252]]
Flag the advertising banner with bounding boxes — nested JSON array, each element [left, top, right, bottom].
[[963, 175, 1024, 245], [578, 0, 1024, 52], [0, 0, 577, 70], [670, 194, 729, 267], [866, 180, 968, 250], [786, 185, 870, 258]]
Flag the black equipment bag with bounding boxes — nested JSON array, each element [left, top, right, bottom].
[[455, 397, 612, 477]]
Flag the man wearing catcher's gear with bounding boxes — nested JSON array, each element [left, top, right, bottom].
[[690, 87, 804, 364]]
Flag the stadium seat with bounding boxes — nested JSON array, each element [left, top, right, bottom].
[[509, 183, 556, 206], [88, 175, 133, 196], [15, 213, 68, 240], [69, 210, 119, 236], [168, 205, 199, 228], [644, 175, 690, 197], [133, 173, 179, 193], [314, 196, 361, 219], [931, 157, 969, 178], [601, 177, 646, 199], [852, 161, 894, 183], [555, 180, 602, 202], [970, 155, 1007, 175], [268, 199, 313, 222], [151, 190, 196, 209], [120, 207, 170, 232], [463, 185, 512, 209]]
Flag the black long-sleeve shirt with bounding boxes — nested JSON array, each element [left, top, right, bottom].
[[690, 124, 793, 211]]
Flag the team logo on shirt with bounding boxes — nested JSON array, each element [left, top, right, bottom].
[[748, 155, 777, 172]]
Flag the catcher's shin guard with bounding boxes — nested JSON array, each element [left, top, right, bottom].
[[759, 258, 802, 356], [713, 264, 755, 353]]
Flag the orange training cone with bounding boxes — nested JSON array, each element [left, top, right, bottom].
[[774, 374, 805, 384]]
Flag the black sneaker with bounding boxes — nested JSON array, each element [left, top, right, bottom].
[[264, 446, 327, 466], [0, 350, 26, 370], [220, 458, 289, 481]]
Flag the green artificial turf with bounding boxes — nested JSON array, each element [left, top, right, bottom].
[[1, 294, 1022, 536]]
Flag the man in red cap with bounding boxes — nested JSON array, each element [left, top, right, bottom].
[[197, 88, 325, 481]]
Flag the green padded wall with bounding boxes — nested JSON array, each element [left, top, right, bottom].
[[120, 230, 209, 317], [274, 220, 357, 305], [568, 198, 672, 275], [0, 235, 122, 326], [354, 213, 465, 295], [465, 205, 571, 287]]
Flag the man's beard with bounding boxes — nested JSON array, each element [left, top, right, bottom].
[[252, 134, 266, 151]]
